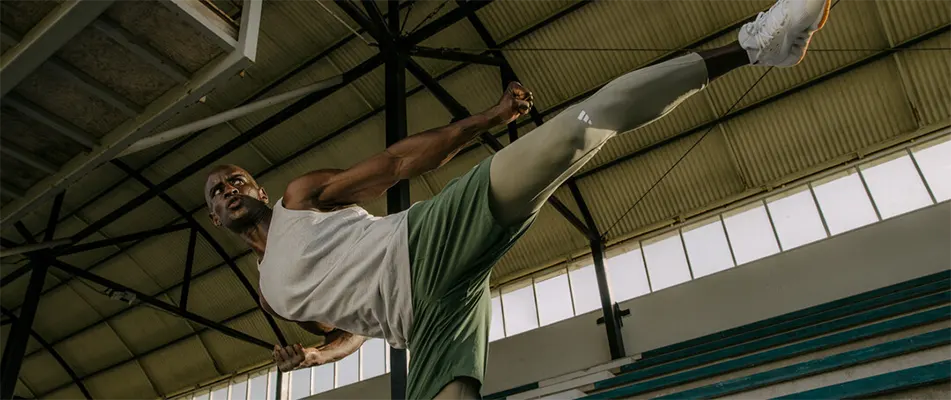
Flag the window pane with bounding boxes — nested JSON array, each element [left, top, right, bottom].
[[682, 218, 734, 278], [606, 248, 650, 300], [194, 392, 209, 400], [501, 284, 539, 335], [361, 338, 386, 379], [535, 273, 574, 326], [812, 170, 878, 235], [642, 233, 692, 291], [249, 374, 268, 400], [336, 351, 360, 387], [766, 188, 827, 250], [313, 364, 334, 394], [267, 370, 276, 400], [569, 265, 600, 314], [290, 369, 310, 400], [723, 204, 780, 265], [490, 295, 505, 341], [912, 139, 951, 201], [861, 155, 932, 219], [231, 380, 248, 400], [211, 386, 228, 400]]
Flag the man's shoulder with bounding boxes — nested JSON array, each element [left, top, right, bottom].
[[283, 169, 345, 210]]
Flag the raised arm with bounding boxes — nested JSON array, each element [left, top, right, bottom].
[[283, 82, 533, 210]]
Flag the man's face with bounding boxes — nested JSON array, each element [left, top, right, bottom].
[[205, 165, 268, 231]]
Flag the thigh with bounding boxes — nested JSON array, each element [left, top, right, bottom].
[[407, 156, 534, 301], [408, 286, 491, 400], [434, 378, 482, 400]]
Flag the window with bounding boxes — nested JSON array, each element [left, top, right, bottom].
[[860, 154, 932, 219], [723, 203, 780, 265], [811, 170, 879, 235], [911, 138, 951, 201], [193, 391, 210, 400], [361, 338, 386, 379], [231, 379, 248, 400], [501, 282, 539, 335], [267, 370, 276, 400], [569, 265, 600, 314], [681, 217, 734, 278], [642, 232, 692, 291], [312, 364, 334, 394], [766, 187, 828, 250], [534, 271, 574, 326], [606, 248, 651, 300], [290, 369, 310, 400], [336, 351, 360, 387], [210, 386, 228, 400], [490, 295, 505, 341], [249, 373, 268, 400]]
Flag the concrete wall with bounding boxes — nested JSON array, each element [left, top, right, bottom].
[[308, 202, 950, 399]]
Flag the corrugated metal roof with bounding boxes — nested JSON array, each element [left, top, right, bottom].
[[20, 350, 70, 397], [54, 322, 132, 377], [139, 336, 220, 394], [28, 285, 101, 341], [5, 0, 948, 397], [83, 360, 157, 399], [44, 384, 85, 400]]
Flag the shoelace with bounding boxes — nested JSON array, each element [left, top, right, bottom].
[[748, 0, 788, 54]]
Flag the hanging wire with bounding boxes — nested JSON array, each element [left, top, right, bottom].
[[598, 67, 774, 240], [415, 46, 951, 53], [314, 0, 375, 46], [406, 0, 450, 35]]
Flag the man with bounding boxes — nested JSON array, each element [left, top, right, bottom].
[[205, 0, 831, 397]]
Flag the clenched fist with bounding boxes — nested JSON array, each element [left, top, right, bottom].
[[273, 344, 323, 372], [493, 81, 534, 125]]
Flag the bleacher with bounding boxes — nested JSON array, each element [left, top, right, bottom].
[[484, 270, 951, 399]]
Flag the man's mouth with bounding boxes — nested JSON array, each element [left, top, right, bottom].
[[226, 197, 243, 210]]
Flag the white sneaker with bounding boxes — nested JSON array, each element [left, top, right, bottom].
[[739, 0, 832, 67]]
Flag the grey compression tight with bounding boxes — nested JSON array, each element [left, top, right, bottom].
[[488, 53, 711, 226]]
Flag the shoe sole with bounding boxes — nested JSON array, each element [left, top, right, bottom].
[[791, 0, 833, 66]]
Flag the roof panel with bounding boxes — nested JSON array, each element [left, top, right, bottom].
[[899, 34, 951, 127], [723, 57, 918, 187], [0, 270, 60, 310], [44, 384, 86, 400], [64, 278, 127, 322], [109, 296, 196, 354], [54, 322, 132, 377], [165, 265, 256, 322], [54, 27, 176, 107], [476, 0, 576, 44], [30, 285, 101, 342], [125, 228, 195, 289], [20, 350, 71, 397], [877, 0, 951, 44], [90, 251, 164, 295], [14, 66, 128, 138], [83, 360, 158, 400], [105, 0, 223, 73], [199, 312, 273, 375], [139, 336, 219, 394], [0, 0, 61, 33]]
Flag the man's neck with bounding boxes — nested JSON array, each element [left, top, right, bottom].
[[238, 208, 272, 258]]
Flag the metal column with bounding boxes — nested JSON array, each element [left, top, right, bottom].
[[568, 183, 626, 359], [384, 1, 409, 398]]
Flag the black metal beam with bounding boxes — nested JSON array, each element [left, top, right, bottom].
[[0, 261, 47, 399], [0, 318, 10, 326], [14, 221, 34, 244], [408, 46, 505, 66], [181, 228, 198, 311], [47, 258, 273, 349], [404, 0, 492, 45], [111, 160, 288, 347], [568, 181, 625, 359], [0, 307, 92, 399], [384, 0, 409, 397], [52, 222, 191, 256], [360, 0, 389, 37]]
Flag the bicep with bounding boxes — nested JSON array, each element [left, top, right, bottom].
[[313, 153, 402, 206]]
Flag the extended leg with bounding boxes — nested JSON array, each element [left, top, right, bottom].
[[488, 0, 832, 227]]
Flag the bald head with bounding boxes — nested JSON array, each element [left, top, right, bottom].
[[204, 164, 270, 231]]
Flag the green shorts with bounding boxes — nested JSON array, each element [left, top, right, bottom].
[[405, 155, 536, 399]]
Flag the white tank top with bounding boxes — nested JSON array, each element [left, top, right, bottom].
[[258, 199, 414, 349]]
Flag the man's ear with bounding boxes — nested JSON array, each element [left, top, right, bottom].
[[208, 211, 221, 227], [259, 187, 269, 205]]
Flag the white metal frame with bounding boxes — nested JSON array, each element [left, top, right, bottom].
[[0, 0, 264, 227]]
